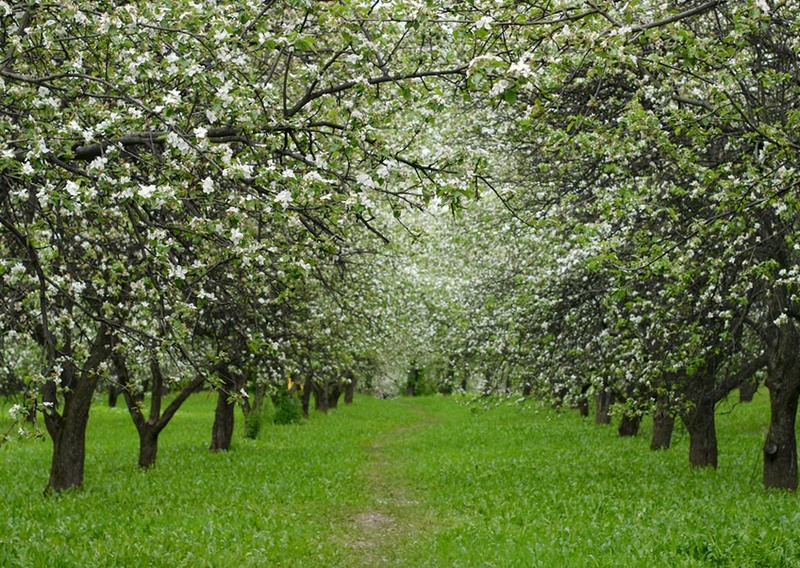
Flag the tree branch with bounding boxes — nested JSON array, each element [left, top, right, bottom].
[[285, 66, 468, 118]]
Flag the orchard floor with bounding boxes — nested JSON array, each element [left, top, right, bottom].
[[2, 392, 800, 566]]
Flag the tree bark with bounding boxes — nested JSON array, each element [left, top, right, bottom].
[[108, 383, 120, 408], [313, 381, 329, 413], [739, 379, 759, 403], [43, 324, 112, 494], [763, 317, 800, 490], [578, 397, 590, 417], [650, 405, 675, 450], [344, 373, 357, 404], [138, 430, 159, 468], [763, 385, 799, 491], [210, 385, 235, 451], [327, 380, 343, 409], [618, 414, 641, 437], [595, 389, 613, 425], [681, 399, 717, 468], [46, 390, 94, 493], [301, 376, 312, 419]]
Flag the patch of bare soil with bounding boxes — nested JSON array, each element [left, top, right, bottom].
[[343, 417, 433, 566]]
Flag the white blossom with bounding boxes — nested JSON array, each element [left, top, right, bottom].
[[168, 264, 188, 280], [65, 180, 80, 197], [10, 263, 26, 278], [774, 313, 789, 326], [70, 280, 86, 296], [475, 15, 493, 30], [274, 189, 293, 208], [8, 404, 22, 420], [138, 184, 157, 198], [164, 89, 182, 106], [356, 172, 377, 189]]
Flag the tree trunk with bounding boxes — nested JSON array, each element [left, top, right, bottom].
[[681, 399, 717, 468], [763, 385, 799, 491], [115, 353, 205, 468], [327, 381, 343, 409], [139, 430, 159, 469], [46, 393, 94, 493], [301, 377, 312, 419], [578, 398, 589, 418], [739, 379, 759, 403], [313, 381, 329, 413], [43, 325, 111, 494], [618, 414, 641, 437], [650, 406, 675, 450], [763, 318, 800, 490], [344, 374, 357, 404], [108, 383, 120, 407], [595, 389, 613, 425], [210, 387, 235, 451]]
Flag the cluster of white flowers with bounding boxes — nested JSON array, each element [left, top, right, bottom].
[[475, 15, 493, 31], [165, 131, 193, 155], [229, 227, 245, 246], [355, 172, 378, 189], [8, 404, 23, 420], [168, 264, 188, 280], [274, 189, 293, 208], [754, 0, 770, 15]]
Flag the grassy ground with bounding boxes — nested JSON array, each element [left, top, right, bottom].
[[1, 391, 799, 567]]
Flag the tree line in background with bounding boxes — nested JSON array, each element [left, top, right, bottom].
[[2, 0, 800, 493]]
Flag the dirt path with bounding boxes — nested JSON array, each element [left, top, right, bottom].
[[343, 404, 438, 566]]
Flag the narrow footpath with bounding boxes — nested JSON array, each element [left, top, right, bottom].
[[342, 400, 439, 566]]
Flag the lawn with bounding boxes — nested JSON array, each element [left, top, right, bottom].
[[1, 391, 799, 567]]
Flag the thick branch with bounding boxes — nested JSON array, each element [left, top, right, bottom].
[[711, 354, 768, 402], [285, 66, 468, 118], [153, 373, 205, 435], [631, 0, 722, 33]]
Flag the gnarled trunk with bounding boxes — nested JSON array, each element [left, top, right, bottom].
[[682, 399, 717, 468]]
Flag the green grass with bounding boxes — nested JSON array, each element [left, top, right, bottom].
[[1, 391, 799, 567]]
